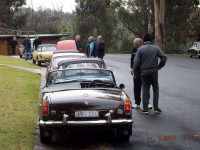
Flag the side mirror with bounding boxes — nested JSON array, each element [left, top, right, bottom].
[[119, 84, 125, 89]]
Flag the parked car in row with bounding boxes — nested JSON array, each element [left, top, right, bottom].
[[56, 40, 77, 51], [32, 44, 56, 66], [188, 42, 200, 59], [46, 53, 87, 77], [57, 58, 107, 70], [38, 68, 133, 143]]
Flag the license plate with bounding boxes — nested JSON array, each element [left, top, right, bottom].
[[75, 111, 99, 118]]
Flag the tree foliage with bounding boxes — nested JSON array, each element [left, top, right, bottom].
[[0, 0, 25, 28], [165, 0, 199, 52], [12, 7, 75, 34], [75, 0, 116, 46], [117, 0, 154, 37]]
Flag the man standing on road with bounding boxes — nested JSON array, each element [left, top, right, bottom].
[[133, 34, 167, 114], [131, 38, 152, 109]]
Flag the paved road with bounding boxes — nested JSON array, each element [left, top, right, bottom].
[[34, 54, 200, 150]]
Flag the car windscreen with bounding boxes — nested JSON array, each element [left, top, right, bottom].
[[197, 43, 200, 48], [41, 46, 56, 52], [47, 69, 114, 85]]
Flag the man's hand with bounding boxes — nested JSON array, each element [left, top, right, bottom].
[[130, 69, 134, 75], [130, 69, 137, 78]]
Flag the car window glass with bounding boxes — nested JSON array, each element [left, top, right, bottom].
[[197, 43, 200, 48], [37, 47, 42, 51], [47, 69, 114, 85], [66, 63, 100, 68], [41, 46, 56, 52]]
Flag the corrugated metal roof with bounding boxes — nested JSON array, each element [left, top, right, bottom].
[[0, 33, 68, 38]]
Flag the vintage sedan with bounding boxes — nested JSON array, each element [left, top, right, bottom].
[[38, 68, 133, 143], [32, 44, 56, 65], [57, 58, 107, 70], [46, 53, 87, 77], [188, 42, 200, 59]]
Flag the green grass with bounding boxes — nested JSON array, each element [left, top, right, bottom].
[[0, 66, 40, 150], [0, 55, 40, 69]]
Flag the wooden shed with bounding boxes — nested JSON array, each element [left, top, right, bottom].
[[0, 34, 68, 55]]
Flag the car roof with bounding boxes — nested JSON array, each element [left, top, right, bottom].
[[56, 40, 77, 51], [57, 58, 106, 69]]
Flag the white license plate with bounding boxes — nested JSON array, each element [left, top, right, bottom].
[[75, 111, 99, 118]]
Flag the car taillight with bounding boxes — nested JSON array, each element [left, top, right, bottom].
[[42, 99, 49, 116], [124, 99, 131, 115]]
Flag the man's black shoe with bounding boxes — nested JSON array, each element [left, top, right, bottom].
[[142, 109, 149, 114], [154, 107, 162, 113]]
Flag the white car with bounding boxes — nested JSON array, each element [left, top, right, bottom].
[[188, 42, 200, 59]]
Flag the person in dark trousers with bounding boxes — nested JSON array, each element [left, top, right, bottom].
[[10, 36, 18, 55], [85, 37, 90, 57], [131, 38, 152, 109], [33, 37, 42, 50], [97, 35, 105, 59], [23, 35, 31, 60], [75, 35, 83, 52], [133, 34, 167, 114]]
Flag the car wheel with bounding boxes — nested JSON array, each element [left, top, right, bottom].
[[197, 52, 200, 59], [33, 59, 36, 64], [39, 126, 53, 143], [117, 124, 132, 141], [188, 52, 192, 58], [38, 61, 41, 66], [19, 54, 22, 58]]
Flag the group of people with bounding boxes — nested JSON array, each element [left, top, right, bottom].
[[10, 35, 41, 60], [130, 34, 167, 114], [75, 35, 105, 59]]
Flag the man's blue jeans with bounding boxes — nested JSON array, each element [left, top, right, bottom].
[[24, 48, 31, 60]]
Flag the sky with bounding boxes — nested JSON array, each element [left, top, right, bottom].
[[26, 0, 76, 13]]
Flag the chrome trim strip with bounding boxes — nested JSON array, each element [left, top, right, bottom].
[[39, 119, 133, 126]]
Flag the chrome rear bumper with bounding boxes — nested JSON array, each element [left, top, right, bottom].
[[39, 119, 133, 127]]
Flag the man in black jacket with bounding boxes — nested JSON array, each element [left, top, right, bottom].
[[33, 37, 42, 50], [133, 34, 167, 114], [131, 38, 152, 109]]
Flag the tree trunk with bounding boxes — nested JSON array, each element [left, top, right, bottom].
[[154, 0, 165, 50]]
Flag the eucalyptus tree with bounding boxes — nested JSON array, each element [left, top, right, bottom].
[[75, 0, 116, 46]]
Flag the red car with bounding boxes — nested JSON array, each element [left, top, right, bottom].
[[56, 40, 77, 51]]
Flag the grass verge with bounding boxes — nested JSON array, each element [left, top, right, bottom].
[[0, 66, 40, 150], [0, 55, 40, 69]]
